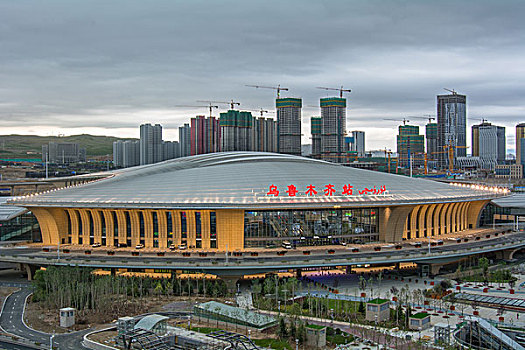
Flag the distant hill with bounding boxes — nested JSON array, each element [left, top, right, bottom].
[[0, 134, 137, 159]]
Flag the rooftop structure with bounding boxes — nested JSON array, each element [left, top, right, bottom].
[[8, 152, 505, 250], [194, 301, 277, 330]]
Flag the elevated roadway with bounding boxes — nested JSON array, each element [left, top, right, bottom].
[[0, 229, 523, 278]]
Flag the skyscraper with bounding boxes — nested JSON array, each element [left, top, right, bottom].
[[251, 117, 278, 152], [516, 123, 525, 165], [425, 123, 438, 161], [178, 123, 191, 158], [397, 125, 424, 167], [140, 123, 163, 165], [320, 97, 346, 163], [310, 117, 321, 159], [190, 115, 220, 155], [276, 98, 302, 156], [472, 122, 505, 168], [437, 93, 466, 169], [113, 140, 123, 167], [123, 140, 140, 168], [219, 110, 253, 151], [351, 131, 365, 157]]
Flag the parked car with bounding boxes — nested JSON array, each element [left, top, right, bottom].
[[169, 244, 176, 250], [178, 244, 187, 250], [135, 244, 144, 250], [92, 243, 101, 248]]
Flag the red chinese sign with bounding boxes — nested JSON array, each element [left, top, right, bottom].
[[266, 184, 387, 197]]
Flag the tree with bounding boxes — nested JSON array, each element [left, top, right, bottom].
[[358, 301, 365, 314], [479, 257, 489, 283], [278, 317, 288, 339]]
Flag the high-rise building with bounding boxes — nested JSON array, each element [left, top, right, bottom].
[[162, 141, 179, 161], [425, 123, 438, 161], [472, 122, 505, 168], [251, 117, 278, 152], [123, 140, 140, 168], [140, 123, 163, 165], [113, 140, 123, 167], [310, 117, 321, 159], [437, 93, 466, 169], [516, 123, 525, 166], [351, 131, 365, 157], [320, 97, 346, 163], [113, 140, 140, 168], [190, 116, 220, 156], [219, 110, 253, 152], [397, 125, 424, 167], [178, 123, 191, 158], [276, 98, 302, 156], [42, 142, 86, 164]]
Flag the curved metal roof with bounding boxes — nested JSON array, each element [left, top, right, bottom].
[[8, 152, 504, 209]]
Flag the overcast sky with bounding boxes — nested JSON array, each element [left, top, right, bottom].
[[1, 0, 524, 152]]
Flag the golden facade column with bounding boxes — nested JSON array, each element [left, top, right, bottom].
[[216, 209, 244, 251], [379, 205, 415, 243], [460, 202, 469, 231], [91, 210, 102, 245], [102, 209, 114, 247], [143, 210, 153, 248], [187, 211, 196, 248], [456, 202, 466, 232], [67, 209, 79, 244], [78, 209, 91, 245], [130, 211, 140, 246], [410, 206, 421, 239], [115, 210, 127, 245], [425, 204, 438, 237], [432, 204, 443, 237], [444, 203, 456, 234], [201, 211, 211, 249], [438, 203, 450, 235], [418, 205, 429, 238], [31, 208, 54, 245], [174, 210, 181, 246], [47, 208, 69, 244], [466, 200, 489, 229], [158, 210, 167, 249]]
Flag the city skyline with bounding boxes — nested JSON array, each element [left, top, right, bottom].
[[0, 1, 524, 152]]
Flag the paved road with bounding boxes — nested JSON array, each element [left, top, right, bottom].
[[0, 230, 522, 273], [0, 287, 91, 350]]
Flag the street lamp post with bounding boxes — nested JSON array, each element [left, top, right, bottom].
[[295, 338, 299, 350], [49, 334, 54, 350]]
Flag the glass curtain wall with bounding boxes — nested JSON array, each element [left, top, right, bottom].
[[244, 208, 379, 248]]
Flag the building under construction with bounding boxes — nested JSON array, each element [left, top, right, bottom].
[[219, 110, 253, 152], [276, 98, 302, 156], [320, 97, 347, 163]]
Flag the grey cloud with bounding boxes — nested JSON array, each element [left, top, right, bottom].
[[0, 0, 524, 150]]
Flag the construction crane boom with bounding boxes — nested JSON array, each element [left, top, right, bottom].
[[175, 104, 219, 118], [316, 86, 352, 98], [412, 115, 436, 123], [443, 88, 458, 95], [383, 118, 411, 126], [197, 100, 240, 110], [246, 84, 289, 98]]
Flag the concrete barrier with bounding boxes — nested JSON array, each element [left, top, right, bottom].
[[82, 327, 118, 350]]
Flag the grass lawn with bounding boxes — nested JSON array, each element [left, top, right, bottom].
[[328, 333, 354, 345], [252, 339, 292, 350]]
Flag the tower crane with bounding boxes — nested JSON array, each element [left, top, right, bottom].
[[443, 88, 458, 95], [316, 86, 352, 98], [433, 144, 469, 173], [246, 84, 289, 98], [175, 103, 219, 118], [197, 100, 240, 110], [384, 148, 393, 173], [383, 118, 411, 126], [412, 115, 436, 123]]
